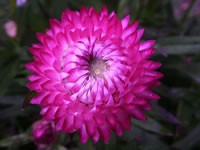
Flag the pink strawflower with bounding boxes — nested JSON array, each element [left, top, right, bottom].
[[31, 120, 57, 149], [25, 6, 163, 144]]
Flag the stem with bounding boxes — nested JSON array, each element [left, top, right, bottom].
[[181, 0, 196, 23]]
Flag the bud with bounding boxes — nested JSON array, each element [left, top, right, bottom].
[[4, 20, 17, 38], [16, 0, 27, 7], [31, 120, 57, 149]]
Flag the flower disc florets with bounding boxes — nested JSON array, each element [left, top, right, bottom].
[[25, 6, 163, 143]]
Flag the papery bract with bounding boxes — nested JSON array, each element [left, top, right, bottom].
[[25, 6, 163, 144]]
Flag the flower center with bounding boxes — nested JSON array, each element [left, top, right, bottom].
[[89, 56, 109, 79]]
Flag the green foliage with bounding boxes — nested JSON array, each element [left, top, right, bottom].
[[0, 0, 200, 149]]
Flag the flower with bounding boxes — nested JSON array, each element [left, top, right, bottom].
[[173, 0, 200, 18], [16, 0, 27, 7], [25, 6, 163, 144], [4, 20, 17, 38], [31, 120, 57, 148]]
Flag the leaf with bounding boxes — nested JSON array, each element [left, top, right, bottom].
[[78, 139, 94, 150], [51, 145, 68, 150], [157, 36, 200, 55], [158, 36, 200, 45], [0, 58, 20, 96], [0, 133, 29, 147], [0, 105, 22, 119], [22, 91, 37, 111], [161, 68, 196, 87], [9, 0, 16, 17], [117, 0, 129, 19], [173, 123, 200, 150], [0, 96, 23, 105], [184, 62, 200, 83], [151, 102, 181, 126], [162, 44, 200, 55], [123, 126, 171, 150], [132, 116, 172, 135]]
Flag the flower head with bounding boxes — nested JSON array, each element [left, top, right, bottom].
[[25, 6, 163, 143], [16, 0, 27, 7], [4, 20, 17, 38], [31, 120, 57, 148]]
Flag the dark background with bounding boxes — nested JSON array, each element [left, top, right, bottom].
[[0, 0, 200, 149]]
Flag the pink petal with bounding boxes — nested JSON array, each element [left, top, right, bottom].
[[85, 120, 97, 136], [115, 111, 131, 130], [98, 122, 111, 143], [139, 40, 155, 51], [40, 51, 54, 65], [79, 124, 89, 144], [49, 19, 62, 35], [63, 115, 74, 133], [74, 115, 83, 129], [121, 15, 130, 29], [106, 113, 117, 126], [112, 123, 123, 136], [55, 117, 65, 131], [135, 28, 144, 42], [44, 69, 60, 81], [92, 130, 100, 143], [136, 89, 160, 100], [129, 107, 147, 120], [30, 92, 47, 104], [43, 106, 58, 120]]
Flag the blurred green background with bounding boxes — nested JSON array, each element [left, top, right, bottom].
[[0, 0, 200, 149]]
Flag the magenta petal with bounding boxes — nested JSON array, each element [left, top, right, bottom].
[[49, 19, 62, 35], [106, 113, 117, 127], [63, 115, 74, 133], [137, 89, 160, 100], [56, 32, 68, 50], [94, 113, 105, 125], [142, 103, 152, 110], [115, 111, 131, 130], [139, 40, 155, 51], [26, 80, 41, 91], [41, 92, 56, 105], [55, 106, 67, 118], [85, 120, 97, 136], [122, 21, 139, 39], [36, 32, 45, 44], [55, 117, 65, 131], [100, 5, 108, 17], [135, 28, 144, 42], [24, 62, 37, 72], [98, 122, 111, 143], [79, 124, 89, 144], [44, 70, 60, 81], [53, 93, 65, 105], [121, 15, 130, 29], [129, 107, 147, 121], [30, 92, 47, 104], [92, 130, 100, 143], [74, 115, 83, 129], [43, 106, 58, 120], [40, 51, 54, 65], [41, 80, 55, 91], [150, 61, 162, 69], [112, 123, 123, 136], [44, 35, 56, 50], [27, 74, 40, 82]]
